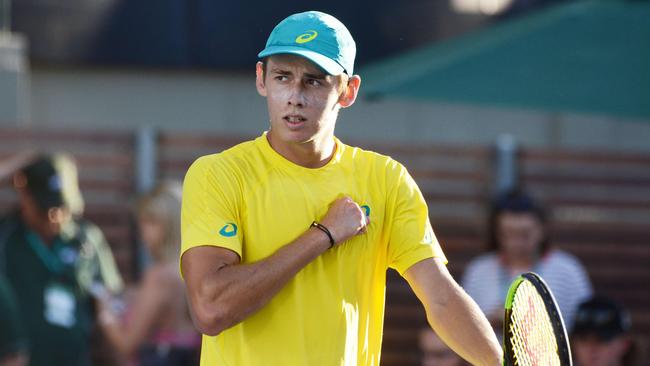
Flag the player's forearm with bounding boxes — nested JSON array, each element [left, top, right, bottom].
[[428, 283, 502, 366], [406, 259, 502, 366], [192, 227, 331, 335]]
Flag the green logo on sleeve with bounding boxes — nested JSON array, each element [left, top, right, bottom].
[[219, 223, 238, 237]]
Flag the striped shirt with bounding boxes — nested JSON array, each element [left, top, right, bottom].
[[461, 249, 593, 330]]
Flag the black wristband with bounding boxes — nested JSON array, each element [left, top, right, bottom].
[[311, 221, 335, 248]]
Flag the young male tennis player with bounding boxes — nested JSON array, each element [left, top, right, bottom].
[[180, 11, 502, 366]]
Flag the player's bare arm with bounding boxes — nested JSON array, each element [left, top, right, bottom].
[[182, 196, 367, 336], [404, 258, 503, 366]]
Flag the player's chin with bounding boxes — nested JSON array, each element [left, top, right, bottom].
[[278, 127, 316, 143]]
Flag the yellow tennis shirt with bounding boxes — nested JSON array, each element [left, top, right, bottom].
[[181, 133, 446, 366]]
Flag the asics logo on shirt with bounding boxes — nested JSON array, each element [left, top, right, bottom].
[[219, 223, 238, 237], [361, 205, 370, 217]]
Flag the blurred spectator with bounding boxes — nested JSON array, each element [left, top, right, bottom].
[[97, 181, 200, 366], [418, 328, 468, 366], [0, 275, 28, 366], [571, 296, 643, 366], [0, 153, 123, 366], [461, 189, 592, 331]]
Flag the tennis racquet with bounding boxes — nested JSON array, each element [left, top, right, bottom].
[[503, 272, 572, 366]]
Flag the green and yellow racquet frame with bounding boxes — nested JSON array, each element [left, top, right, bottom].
[[503, 272, 572, 366]]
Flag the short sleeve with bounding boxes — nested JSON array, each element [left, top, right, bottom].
[[386, 163, 447, 275], [181, 155, 243, 263]]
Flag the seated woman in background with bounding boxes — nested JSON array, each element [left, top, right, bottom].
[[98, 181, 200, 366], [461, 188, 593, 331]]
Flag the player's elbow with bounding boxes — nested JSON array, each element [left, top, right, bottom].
[[187, 285, 238, 336], [190, 301, 233, 336]]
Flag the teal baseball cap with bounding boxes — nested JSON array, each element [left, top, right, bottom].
[[258, 11, 356, 75]]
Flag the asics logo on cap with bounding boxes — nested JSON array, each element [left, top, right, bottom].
[[295, 30, 318, 44]]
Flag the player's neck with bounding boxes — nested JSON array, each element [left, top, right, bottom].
[[267, 133, 336, 169]]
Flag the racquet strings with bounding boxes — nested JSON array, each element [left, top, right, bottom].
[[509, 280, 561, 366]]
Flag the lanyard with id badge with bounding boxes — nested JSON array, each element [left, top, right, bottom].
[[26, 231, 79, 329]]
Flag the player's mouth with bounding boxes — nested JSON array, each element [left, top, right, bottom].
[[283, 115, 307, 128]]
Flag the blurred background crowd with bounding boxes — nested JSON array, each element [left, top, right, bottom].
[[0, 0, 648, 365]]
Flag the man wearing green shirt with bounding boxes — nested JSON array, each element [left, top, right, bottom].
[[0, 154, 123, 366], [0, 274, 27, 366]]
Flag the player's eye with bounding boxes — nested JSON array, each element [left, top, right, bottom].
[[306, 79, 322, 87]]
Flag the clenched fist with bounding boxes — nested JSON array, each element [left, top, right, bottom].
[[319, 196, 369, 246]]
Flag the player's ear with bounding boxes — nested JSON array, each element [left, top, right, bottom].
[[256, 61, 267, 97], [338, 75, 361, 108]]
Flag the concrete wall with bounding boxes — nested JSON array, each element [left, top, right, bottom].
[[15, 67, 650, 152], [27, 68, 266, 135]]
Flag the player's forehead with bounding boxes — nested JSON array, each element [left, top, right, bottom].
[[266, 54, 329, 77]]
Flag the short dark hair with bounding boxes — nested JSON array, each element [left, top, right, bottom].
[[486, 188, 550, 253], [572, 296, 631, 340], [261, 57, 269, 78]]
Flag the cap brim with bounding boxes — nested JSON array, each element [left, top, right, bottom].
[[258, 46, 345, 75]]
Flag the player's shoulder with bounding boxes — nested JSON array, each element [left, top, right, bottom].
[[341, 141, 406, 174], [187, 139, 258, 175]]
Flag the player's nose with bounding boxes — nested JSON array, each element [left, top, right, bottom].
[[286, 83, 306, 107]]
